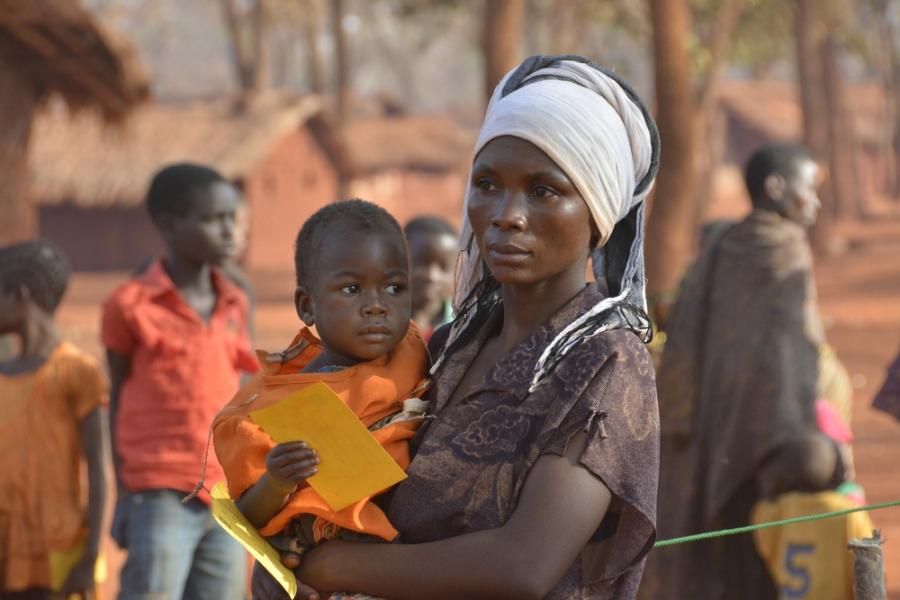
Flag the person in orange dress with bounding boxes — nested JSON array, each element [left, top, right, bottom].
[[0, 239, 109, 600], [213, 200, 429, 576]]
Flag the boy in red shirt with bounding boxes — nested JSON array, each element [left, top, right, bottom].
[[102, 163, 258, 600]]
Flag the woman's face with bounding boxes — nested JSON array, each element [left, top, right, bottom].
[[468, 136, 594, 289]]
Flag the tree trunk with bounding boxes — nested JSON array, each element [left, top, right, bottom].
[[249, 0, 270, 94], [301, 0, 324, 94], [821, 33, 863, 220], [220, 0, 269, 104], [693, 0, 744, 226], [875, 0, 900, 197], [483, 0, 524, 104], [793, 0, 834, 252], [221, 0, 251, 90], [0, 58, 38, 245], [644, 0, 698, 313], [330, 0, 349, 122]]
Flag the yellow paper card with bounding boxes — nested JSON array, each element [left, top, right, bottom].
[[210, 482, 298, 599], [249, 381, 407, 511]]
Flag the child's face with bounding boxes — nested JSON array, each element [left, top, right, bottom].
[[160, 182, 240, 265], [408, 231, 457, 314], [296, 229, 411, 366]]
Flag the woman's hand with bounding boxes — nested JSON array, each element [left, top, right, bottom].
[[250, 561, 321, 600]]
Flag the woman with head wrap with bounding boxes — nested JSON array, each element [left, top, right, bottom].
[[252, 55, 661, 600]]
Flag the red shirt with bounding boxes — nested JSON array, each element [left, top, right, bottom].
[[101, 260, 259, 503]]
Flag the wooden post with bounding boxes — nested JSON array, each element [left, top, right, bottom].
[[644, 0, 698, 311], [794, 0, 831, 251], [482, 0, 524, 105], [848, 530, 886, 600], [330, 0, 349, 123]]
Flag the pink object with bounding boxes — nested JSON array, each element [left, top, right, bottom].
[[816, 400, 854, 444]]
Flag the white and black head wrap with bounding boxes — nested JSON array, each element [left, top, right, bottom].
[[434, 55, 660, 391]]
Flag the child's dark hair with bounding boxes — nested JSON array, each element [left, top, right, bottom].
[[145, 162, 228, 219], [0, 239, 70, 313], [294, 199, 406, 285], [404, 216, 457, 239], [745, 144, 815, 204]]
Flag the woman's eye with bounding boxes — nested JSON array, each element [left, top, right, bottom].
[[340, 284, 360, 295], [532, 186, 558, 199]]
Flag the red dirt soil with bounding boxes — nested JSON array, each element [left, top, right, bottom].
[[51, 217, 900, 599]]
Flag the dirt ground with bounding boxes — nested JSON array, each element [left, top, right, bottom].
[[51, 216, 900, 598]]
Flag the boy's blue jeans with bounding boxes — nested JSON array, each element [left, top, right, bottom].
[[112, 489, 246, 600]]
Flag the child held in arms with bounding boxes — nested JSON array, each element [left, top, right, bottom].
[[213, 200, 429, 574], [0, 240, 109, 600]]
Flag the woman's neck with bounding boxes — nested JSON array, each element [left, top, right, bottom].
[[496, 268, 587, 353]]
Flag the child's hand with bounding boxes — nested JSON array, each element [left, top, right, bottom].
[[266, 441, 319, 493]]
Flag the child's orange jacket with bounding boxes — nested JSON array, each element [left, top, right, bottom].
[[212, 324, 428, 541]]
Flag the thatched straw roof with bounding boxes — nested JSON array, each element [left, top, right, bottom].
[[717, 79, 885, 148], [30, 94, 328, 206], [340, 115, 476, 175], [0, 0, 148, 120]]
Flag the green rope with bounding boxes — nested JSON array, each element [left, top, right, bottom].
[[654, 499, 900, 548]]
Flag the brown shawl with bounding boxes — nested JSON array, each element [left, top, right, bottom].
[[873, 350, 900, 420], [641, 210, 823, 600]]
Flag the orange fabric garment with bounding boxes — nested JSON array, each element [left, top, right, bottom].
[[101, 260, 259, 504], [213, 324, 428, 542], [0, 342, 107, 591]]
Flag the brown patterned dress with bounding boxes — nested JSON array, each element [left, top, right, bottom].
[[387, 284, 660, 599]]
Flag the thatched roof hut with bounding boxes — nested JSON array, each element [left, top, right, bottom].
[[340, 115, 475, 176], [30, 94, 346, 273], [31, 104, 475, 272], [30, 94, 330, 207], [0, 0, 148, 118], [340, 114, 475, 228], [0, 0, 148, 242]]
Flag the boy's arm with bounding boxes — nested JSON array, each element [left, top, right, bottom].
[[234, 441, 319, 528], [106, 349, 131, 486]]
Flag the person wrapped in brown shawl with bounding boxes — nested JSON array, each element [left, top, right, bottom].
[[640, 144, 844, 600], [873, 350, 900, 420]]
